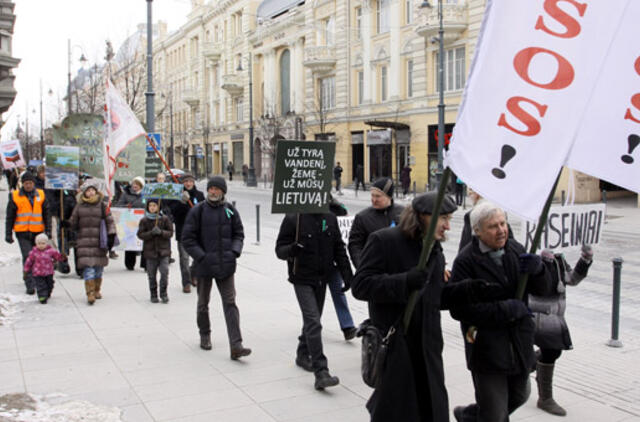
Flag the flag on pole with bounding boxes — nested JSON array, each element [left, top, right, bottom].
[[103, 80, 146, 198], [445, 0, 630, 221]]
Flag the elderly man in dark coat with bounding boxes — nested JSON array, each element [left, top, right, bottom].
[[450, 201, 553, 422], [352, 192, 497, 422], [181, 176, 251, 360]]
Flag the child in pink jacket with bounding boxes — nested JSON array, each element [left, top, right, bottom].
[[24, 233, 67, 303]]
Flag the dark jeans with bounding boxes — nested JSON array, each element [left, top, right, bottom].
[[458, 371, 531, 422], [334, 177, 341, 192], [355, 178, 366, 192], [294, 283, 328, 374], [17, 232, 37, 291], [196, 275, 242, 349], [146, 257, 169, 297], [327, 270, 354, 330], [455, 184, 465, 205], [178, 241, 192, 287], [33, 275, 54, 299]]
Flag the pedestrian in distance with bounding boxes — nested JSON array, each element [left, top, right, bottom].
[[242, 164, 248, 184], [275, 208, 353, 391], [182, 176, 251, 360], [5, 171, 51, 295], [401, 165, 412, 196], [35, 165, 46, 191], [116, 176, 146, 271], [69, 178, 117, 305], [354, 163, 366, 192], [348, 177, 403, 269], [333, 162, 343, 195], [450, 201, 553, 422], [529, 244, 593, 417], [155, 172, 166, 183], [455, 177, 465, 206], [23, 233, 67, 304], [227, 161, 234, 181], [168, 173, 204, 293], [137, 198, 174, 303]]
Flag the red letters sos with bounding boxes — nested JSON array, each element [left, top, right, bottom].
[[624, 57, 640, 124], [497, 0, 587, 137]]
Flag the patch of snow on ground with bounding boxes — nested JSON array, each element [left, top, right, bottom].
[[0, 254, 20, 267], [0, 393, 122, 422], [0, 293, 32, 326]]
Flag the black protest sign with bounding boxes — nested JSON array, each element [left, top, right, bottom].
[[520, 204, 606, 251], [272, 140, 335, 214], [145, 157, 163, 179]]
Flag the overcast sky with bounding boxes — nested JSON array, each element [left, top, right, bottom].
[[2, 0, 193, 140]]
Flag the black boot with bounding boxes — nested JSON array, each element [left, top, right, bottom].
[[160, 281, 169, 303], [536, 361, 567, 416], [295, 355, 313, 372], [149, 278, 158, 303], [314, 370, 339, 390], [200, 334, 212, 350]]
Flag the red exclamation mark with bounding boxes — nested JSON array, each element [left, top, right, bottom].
[[492, 145, 517, 179], [621, 134, 640, 164]]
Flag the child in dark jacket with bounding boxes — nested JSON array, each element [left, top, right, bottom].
[[137, 199, 173, 303], [23, 233, 67, 303]]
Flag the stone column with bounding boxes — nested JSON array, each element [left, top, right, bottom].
[[389, 0, 401, 99], [362, 0, 373, 103], [218, 64, 226, 125]]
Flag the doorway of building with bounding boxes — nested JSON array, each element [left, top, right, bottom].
[[352, 144, 364, 183], [369, 144, 391, 181]]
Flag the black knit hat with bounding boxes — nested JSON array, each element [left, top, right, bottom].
[[180, 173, 195, 182], [21, 172, 36, 184], [412, 192, 457, 215], [207, 176, 227, 193], [371, 177, 394, 198]]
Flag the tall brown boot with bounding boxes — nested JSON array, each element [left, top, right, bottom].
[[536, 361, 567, 416], [94, 278, 103, 299], [85, 279, 96, 305]]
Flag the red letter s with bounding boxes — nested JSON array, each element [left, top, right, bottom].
[[625, 57, 640, 124], [535, 0, 587, 39], [498, 96, 549, 137]]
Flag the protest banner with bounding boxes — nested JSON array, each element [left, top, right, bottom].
[[141, 183, 183, 200], [0, 139, 25, 169], [271, 140, 335, 214], [110, 207, 144, 251], [337, 215, 354, 245], [113, 135, 146, 182], [518, 204, 606, 251], [53, 114, 105, 179], [145, 157, 163, 179], [44, 145, 79, 190]]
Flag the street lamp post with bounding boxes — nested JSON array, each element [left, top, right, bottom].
[[67, 40, 87, 115], [145, 0, 155, 133], [39, 79, 44, 159], [421, 0, 446, 186], [237, 54, 257, 187]]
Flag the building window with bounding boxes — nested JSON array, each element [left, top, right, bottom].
[[357, 71, 364, 105], [436, 46, 466, 92], [235, 97, 244, 122], [280, 49, 291, 114], [381, 66, 388, 102], [320, 76, 336, 110], [407, 60, 414, 97], [377, 0, 390, 34], [324, 16, 335, 46], [406, 0, 412, 24], [355, 7, 362, 40]]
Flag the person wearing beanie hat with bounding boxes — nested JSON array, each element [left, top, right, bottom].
[[5, 170, 51, 294], [449, 201, 553, 422], [181, 177, 251, 359], [131, 176, 146, 189], [116, 176, 147, 270], [352, 191, 496, 421], [348, 177, 404, 269], [137, 198, 174, 303], [23, 232, 67, 303]]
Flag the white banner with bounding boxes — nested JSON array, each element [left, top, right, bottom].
[[518, 203, 606, 251], [446, 0, 630, 221], [337, 215, 354, 245], [565, 1, 640, 193], [0, 139, 25, 169]]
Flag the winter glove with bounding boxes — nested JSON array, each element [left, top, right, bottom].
[[151, 226, 163, 236], [107, 234, 115, 250], [500, 298, 530, 322], [518, 253, 543, 275], [580, 244, 594, 263], [5, 233, 13, 244], [289, 242, 305, 258], [406, 267, 429, 291], [181, 190, 191, 204], [540, 249, 555, 262]]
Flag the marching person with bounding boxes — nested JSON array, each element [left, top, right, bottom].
[[70, 178, 117, 305], [137, 198, 174, 303], [227, 161, 234, 181], [275, 207, 353, 390], [449, 201, 552, 422], [35, 165, 46, 191], [182, 176, 251, 359], [530, 245, 593, 416], [23, 233, 67, 303], [168, 173, 204, 293], [401, 165, 412, 196], [354, 163, 365, 192], [5, 171, 51, 294], [352, 192, 497, 421], [348, 177, 403, 269], [333, 162, 343, 195], [116, 176, 146, 271]]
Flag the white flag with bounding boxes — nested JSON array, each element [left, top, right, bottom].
[[104, 81, 146, 191], [565, 1, 640, 193], [445, 0, 629, 221]]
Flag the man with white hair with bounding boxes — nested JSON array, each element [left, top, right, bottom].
[[449, 201, 552, 422]]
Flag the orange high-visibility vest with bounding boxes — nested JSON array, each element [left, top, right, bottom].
[[12, 188, 45, 233]]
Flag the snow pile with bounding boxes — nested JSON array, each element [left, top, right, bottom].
[[0, 293, 32, 326], [0, 253, 21, 267], [0, 393, 122, 422]]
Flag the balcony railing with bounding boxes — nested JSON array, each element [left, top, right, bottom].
[[415, 3, 468, 44], [202, 42, 223, 62], [303, 46, 337, 74], [182, 88, 200, 106], [221, 74, 243, 95]]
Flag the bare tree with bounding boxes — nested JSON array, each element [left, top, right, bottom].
[[75, 63, 105, 114], [306, 79, 337, 140]]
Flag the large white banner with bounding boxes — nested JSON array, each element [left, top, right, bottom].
[[446, 0, 630, 221], [565, 1, 640, 193]]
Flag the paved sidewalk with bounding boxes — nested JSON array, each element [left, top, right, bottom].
[[0, 180, 639, 421]]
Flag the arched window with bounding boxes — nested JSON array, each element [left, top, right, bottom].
[[280, 49, 291, 115]]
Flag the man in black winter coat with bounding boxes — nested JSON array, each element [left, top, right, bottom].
[[168, 173, 204, 293], [348, 177, 403, 268], [275, 210, 353, 391], [450, 201, 553, 422], [181, 176, 251, 360]]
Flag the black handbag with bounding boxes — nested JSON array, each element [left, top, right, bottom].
[[357, 319, 396, 388]]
